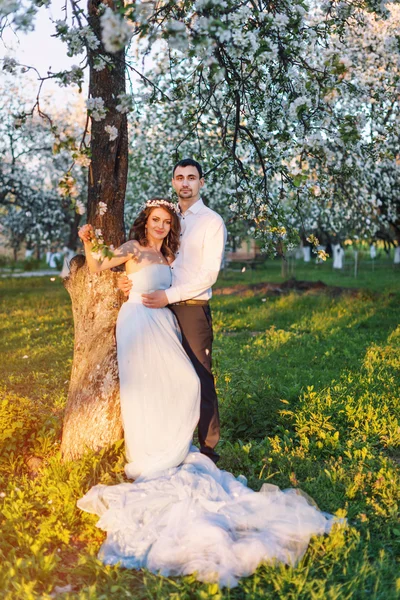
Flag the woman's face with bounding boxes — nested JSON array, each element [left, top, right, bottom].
[[146, 207, 172, 242]]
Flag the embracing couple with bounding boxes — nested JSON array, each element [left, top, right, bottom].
[[78, 158, 335, 588]]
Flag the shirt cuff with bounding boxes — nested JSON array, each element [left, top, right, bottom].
[[165, 286, 181, 304]]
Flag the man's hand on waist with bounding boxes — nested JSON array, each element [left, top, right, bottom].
[[142, 290, 169, 308]]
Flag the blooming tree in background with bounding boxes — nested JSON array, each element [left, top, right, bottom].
[[3, 1, 396, 252], [0, 77, 87, 257], [124, 69, 249, 246], [122, 2, 399, 257], [288, 3, 400, 250]]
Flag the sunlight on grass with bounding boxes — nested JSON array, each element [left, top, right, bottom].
[[0, 274, 399, 599]]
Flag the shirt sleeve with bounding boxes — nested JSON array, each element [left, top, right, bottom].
[[165, 219, 227, 304]]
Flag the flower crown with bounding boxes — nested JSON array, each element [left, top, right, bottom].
[[143, 199, 179, 214]]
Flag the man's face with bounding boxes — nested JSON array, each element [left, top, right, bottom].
[[172, 166, 204, 201]]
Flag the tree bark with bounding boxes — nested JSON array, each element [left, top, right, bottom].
[[86, 0, 127, 246], [62, 256, 124, 459], [61, 0, 128, 460]]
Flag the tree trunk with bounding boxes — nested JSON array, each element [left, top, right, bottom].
[[61, 0, 128, 460], [281, 257, 289, 279], [277, 241, 288, 278], [62, 256, 124, 459]]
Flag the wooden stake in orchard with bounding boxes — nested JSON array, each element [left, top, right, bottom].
[[61, 0, 128, 460]]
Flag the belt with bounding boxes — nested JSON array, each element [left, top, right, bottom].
[[170, 300, 209, 306]]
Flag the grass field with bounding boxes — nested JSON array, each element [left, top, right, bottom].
[[218, 254, 400, 292], [0, 264, 399, 599]]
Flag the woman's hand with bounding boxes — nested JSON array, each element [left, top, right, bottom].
[[78, 224, 94, 244], [117, 275, 133, 297]]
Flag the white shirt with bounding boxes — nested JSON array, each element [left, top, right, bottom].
[[165, 199, 227, 304]]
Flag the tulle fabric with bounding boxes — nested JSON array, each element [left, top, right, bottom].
[[78, 264, 337, 587], [78, 448, 336, 588]]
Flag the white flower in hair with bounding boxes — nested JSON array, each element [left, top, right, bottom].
[[143, 199, 179, 213]]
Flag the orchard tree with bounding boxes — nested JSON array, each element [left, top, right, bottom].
[[59, 0, 129, 459], [124, 1, 398, 255], [357, 5, 400, 247], [287, 3, 400, 249], [124, 77, 249, 248], [2, 2, 129, 458], [0, 78, 87, 257], [0, 0, 395, 458]]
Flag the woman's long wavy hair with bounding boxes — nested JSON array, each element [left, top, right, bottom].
[[129, 199, 181, 262]]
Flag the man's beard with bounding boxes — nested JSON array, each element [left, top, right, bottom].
[[179, 190, 193, 198]]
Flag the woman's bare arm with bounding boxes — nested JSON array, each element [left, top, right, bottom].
[[78, 225, 138, 273]]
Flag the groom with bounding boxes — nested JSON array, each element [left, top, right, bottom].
[[119, 158, 227, 463]]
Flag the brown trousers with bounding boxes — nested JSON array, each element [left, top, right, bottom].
[[168, 304, 220, 463]]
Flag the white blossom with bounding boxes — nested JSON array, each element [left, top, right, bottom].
[[105, 125, 118, 141], [93, 56, 107, 72], [2, 56, 17, 73], [217, 29, 231, 43], [311, 185, 321, 197], [90, 250, 102, 261], [74, 152, 91, 168], [81, 25, 100, 50], [274, 13, 290, 28], [196, 0, 227, 9], [76, 200, 86, 215], [100, 7, 133, 53], [166, 20, 188, 52], [116, 93, 132, 114], [2, 0, 398, 257], [0, 0, 19, 16], [86, 97, 107, 121], [58, 65, 84, 87], [98, 201, 108, 216], [56, 23, 85, 57], [58, 174, 78, 198], [134, 2, 154, 24]]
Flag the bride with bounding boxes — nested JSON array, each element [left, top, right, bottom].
[[77, 199, 338, 588]]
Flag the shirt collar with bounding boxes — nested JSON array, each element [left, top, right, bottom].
[[179, 199, 204, 216]]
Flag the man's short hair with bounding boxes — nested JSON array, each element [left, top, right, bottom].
[[173, 158, 203, 179]]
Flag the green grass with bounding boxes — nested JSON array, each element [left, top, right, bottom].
[[218, 255, 400, 293], [0, 267, 399, 599]]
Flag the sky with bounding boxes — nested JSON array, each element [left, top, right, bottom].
[[1, 0, 87, 105], [0, 0, 150, 108]]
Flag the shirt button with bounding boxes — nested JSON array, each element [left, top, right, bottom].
[[180, 234, 183, 237]]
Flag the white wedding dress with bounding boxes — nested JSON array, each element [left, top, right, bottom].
[[78, 264, 337, 588]]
